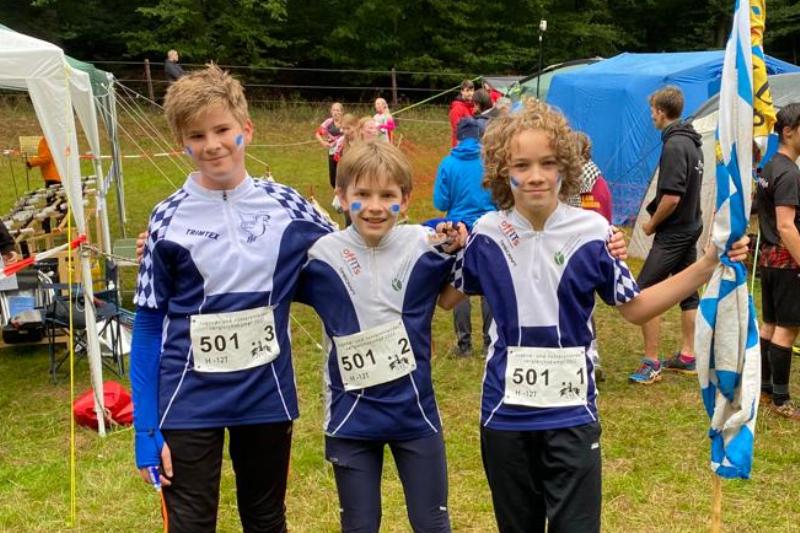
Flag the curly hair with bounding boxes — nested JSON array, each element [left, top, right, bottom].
[[573, 131, 592, 162], [482, 99, 582, 210]]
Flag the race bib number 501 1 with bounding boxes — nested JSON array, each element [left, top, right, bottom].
[[191, 306, 279, 372], [333, 319, 416, 391], [504, 346, 587, 408]]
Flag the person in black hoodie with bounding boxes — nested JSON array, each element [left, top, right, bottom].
[[630, 85, 704, 385]]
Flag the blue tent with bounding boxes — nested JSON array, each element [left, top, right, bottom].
[[547, 51, 800, 225]]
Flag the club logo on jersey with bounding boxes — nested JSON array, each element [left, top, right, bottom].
[[499, 220, 521, 247], [554, 234, 583, 266], [240, 212, 271, 243], [342, 248, 362, 276], [391, 254, 413, 291]]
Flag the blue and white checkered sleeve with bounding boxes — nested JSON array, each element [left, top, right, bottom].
[[259, 181, 336, 234], [611, 258, 640, 306], [449, 232, 482, 294], [133, 191, 187, 309], [448, 249, 465, 292]]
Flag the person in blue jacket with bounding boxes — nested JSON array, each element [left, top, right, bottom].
[[433, 118, 496, 356]]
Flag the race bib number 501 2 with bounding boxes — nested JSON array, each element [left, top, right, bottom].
[[333, 319, 416, 390], [191, 306, 279, 373], [504, 346, 587, 408]]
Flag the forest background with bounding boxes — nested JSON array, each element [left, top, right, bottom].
[[2, 0, 799, 102]]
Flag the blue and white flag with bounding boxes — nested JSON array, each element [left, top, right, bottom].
[[695, 0, 769, 480]]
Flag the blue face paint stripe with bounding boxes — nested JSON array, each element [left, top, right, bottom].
[[235, 134, 244, 149], [184, 146, 193, 156], [509, 176, 520, 188], [350, 201, 362, 212], [390, 203, 401, 214]]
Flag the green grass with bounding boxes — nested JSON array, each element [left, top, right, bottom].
[[1, 101, 799, 532]]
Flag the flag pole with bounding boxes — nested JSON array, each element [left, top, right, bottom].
[[711, 474, 722, 532]]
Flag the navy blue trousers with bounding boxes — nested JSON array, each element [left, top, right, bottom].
[[325, 432, 451, 533]]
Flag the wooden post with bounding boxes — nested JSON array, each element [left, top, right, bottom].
[[711, 474, 722, 533], [144, 59, 155, 102], [391, 67, 398, 107]]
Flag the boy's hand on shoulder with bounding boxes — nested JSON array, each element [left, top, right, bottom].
[[135, 231, 148, 264], [434, 221, 468, 254], [607, 226, 628, 260], [1, 251, 19, 264]]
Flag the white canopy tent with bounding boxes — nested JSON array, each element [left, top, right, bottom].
[[0, 25, 107, 435]]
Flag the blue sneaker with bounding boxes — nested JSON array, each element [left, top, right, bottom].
[[629, 358, 662, 385], [662, 352, 697, 374]]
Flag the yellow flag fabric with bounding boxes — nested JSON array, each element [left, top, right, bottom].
[[750, 0, 776, 143]]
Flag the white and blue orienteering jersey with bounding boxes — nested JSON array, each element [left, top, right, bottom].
[[295, 224, 455, 440], [454, 204, 639, 431], [134, 174, 334, 429]]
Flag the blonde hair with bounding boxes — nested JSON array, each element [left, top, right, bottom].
[[336, 141, 413, 195], [341, 113, 359, 132], [164, 63, 249, 143], [482, 99, 582, 210], [375, 97, 389, 113]]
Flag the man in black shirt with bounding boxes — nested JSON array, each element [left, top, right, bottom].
[[165, 49, 186, 83], [630, 86, 704, 385], [756, 102, 800, 420]]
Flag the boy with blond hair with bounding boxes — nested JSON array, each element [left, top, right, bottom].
[[295, 141, 464, 531], [130, 64, 335, 533]]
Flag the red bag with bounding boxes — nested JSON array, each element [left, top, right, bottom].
[[73, 380, 133, 430]]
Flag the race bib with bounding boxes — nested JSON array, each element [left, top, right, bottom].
[[191, 306, 279, 372], [333, 319, 416, 391], [504, 346, 588, 408]]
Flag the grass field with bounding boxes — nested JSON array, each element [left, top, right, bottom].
[[0, 98, 798, 532]]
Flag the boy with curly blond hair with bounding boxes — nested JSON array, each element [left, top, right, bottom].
[[439, 99, 748, 532]]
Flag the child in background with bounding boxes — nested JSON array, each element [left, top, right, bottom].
[[333, 113, 359, 164], [295, 141, 466, 532], [569, 131, 613, 224], [315, 102, 344, 188], [439, 99, 748, 533], [130, 64, 334, 533], [358, 117, 380, 143], [373, 97, 396, 142]]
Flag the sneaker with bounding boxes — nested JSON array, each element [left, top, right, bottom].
[[662, 352, 697, 374], [767, 400, 800, 421], [629, 358, 662, 385]]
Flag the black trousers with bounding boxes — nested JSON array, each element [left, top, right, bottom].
[[637, 228, 702, 310], [480, 422, 602, 533], [161, 422, 293, 533]]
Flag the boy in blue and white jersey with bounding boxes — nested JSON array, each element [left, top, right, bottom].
[[130, 65, 334, 533], [294, 141, 467, 532], [439, 99, 749, 533]]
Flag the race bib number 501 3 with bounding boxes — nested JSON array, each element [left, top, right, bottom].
[[504, 346, 587, 408], [191, 306, 279, 372]]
